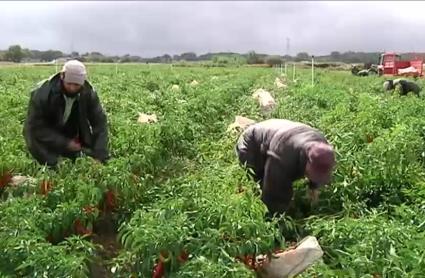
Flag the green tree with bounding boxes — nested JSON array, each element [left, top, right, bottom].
[[330, 51, 341, 61], [247, 51, 262, 64], [295, 52, 310, 62], [71, 51, 80, 58], [282, 55, 293, 62], [264, 55, 283, 66], [39, 50, 63, 62], [180, 52, 197, 61], [5, 45, 24, 63]]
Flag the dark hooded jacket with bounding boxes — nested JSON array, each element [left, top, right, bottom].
[[385, 79, 421, 96], [396, 79, 421, 96], [23, 73, 109, 163], [236, 119, 329, 214]]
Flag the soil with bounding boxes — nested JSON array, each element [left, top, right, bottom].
[[88, 212, 122, 278]]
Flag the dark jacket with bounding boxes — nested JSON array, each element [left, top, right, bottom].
[[23, 73, 109, 163], [396, 79, 421, 96], [386, 79, 421, 96], [236, 119, 328, 214]]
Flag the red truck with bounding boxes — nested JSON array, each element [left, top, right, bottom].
[[378, 52, 423, 77]]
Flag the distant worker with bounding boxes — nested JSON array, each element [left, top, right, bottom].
[[383, 79, 421, 96], [356, 69, 369, 76], [351, 65, 373, 77], [23, 60, 109, 168], [351, 65, 360, 76], [235, 119, 336, 216]]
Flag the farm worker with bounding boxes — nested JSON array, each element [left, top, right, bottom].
[[235, 119, 336, 216], [23, 60, 109, 167], [383, 79, 421, 96], [350, 65, 360, 76], [356, 69, 369, 77], [351, 65, 368, 76]]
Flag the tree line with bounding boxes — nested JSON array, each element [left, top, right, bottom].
[[1, 44, 424, 66]]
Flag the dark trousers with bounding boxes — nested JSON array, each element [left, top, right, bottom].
[[30, 148, 81, 168], [27, 139, 81, 168]]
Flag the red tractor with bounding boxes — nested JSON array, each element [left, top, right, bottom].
[[377, 52, 423, 77]]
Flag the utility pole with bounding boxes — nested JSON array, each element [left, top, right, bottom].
[[283, 37, 290, 77], [70, 32, 75, 57], [311, 55, 315, 86], [286, 37, 290, 56]]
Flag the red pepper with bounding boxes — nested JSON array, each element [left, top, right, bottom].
[[152, 261, 164, 278], [74, 219, 84, 235], [0, 171, 12, 188], [273, 248, 285, 254], [103, 190, 117, 212], [244, 255, 250, 266], [83, 205, 97, 215], [73, 219, 92, 236], [236, 254, 257, 270], [40, 180, 53, 196], [251, 253, 256, 269], [245, 255, 256, 270], [256, 255, 269, 269], [177, 250, 189, 263]]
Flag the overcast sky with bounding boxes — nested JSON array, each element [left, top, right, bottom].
[[1, 1, 425, 57]]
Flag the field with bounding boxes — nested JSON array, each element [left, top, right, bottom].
[[1, 64, 425, 277]]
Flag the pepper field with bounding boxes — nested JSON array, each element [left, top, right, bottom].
[[1, 64, 425, 277]]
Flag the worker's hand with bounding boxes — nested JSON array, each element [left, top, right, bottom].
[[67, 140, 82, 152], [307, 188, 320, 206]]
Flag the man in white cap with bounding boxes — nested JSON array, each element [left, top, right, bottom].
[[235, 119, 336, 215], [23, 60, 109, 167]]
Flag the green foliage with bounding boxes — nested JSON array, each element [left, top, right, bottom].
[[304, 212, 425, 277], [212, 55, 247, 66], [176, 256, 255, 277], [264, 55, 283, 66], [4, 45, 24, 63], [1, 64, 425, 277]]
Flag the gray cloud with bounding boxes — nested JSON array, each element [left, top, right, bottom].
[[1, 1, 425, 57]]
